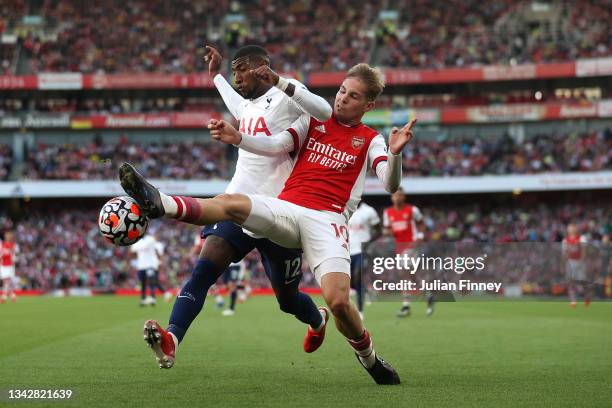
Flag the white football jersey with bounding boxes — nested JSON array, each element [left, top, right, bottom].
[[348, 202, 380, 255], [215, 75, 317, 197], [130, 235, 164, 270]]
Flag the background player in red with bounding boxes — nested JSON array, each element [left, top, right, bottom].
[[0, 230, 19, 303], [561, 223, 590, 308], [383, 188, 433, 316]]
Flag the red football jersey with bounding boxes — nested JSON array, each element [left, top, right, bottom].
[[383, 204, 422, 244], [278, 115, 388, 214], [1, 241, 16, 267], [562, 235, 586, 260]]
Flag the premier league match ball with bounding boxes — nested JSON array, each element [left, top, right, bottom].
[[98, 196, 148, 246]]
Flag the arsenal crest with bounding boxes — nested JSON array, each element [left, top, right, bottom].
[[351, 136, 365, 150]]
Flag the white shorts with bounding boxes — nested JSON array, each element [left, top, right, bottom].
[[566, 259, 586, 281], [244, 195, 351, 283], [0, 266, 15, 280]]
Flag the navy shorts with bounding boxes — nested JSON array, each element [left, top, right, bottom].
[[203, 221, 303, 289], [223, 264, 242, 284], [350, 253, 363, 289]]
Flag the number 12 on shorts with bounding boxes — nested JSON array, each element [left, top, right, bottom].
[[284, 257, 301, 282]]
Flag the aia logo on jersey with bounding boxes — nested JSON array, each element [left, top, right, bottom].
[[240, 117, 271, 136], [351, 136, 365, 150]]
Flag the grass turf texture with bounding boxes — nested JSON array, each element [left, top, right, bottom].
[[1, 296, 611, 407]]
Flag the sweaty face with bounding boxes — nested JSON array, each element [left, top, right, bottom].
[[231, 57, 262, 99], [334, 77, 374, 124]]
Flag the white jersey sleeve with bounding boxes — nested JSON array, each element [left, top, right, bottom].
[[286, 79, 332, 122], [368, 135, 402, 193], [412, 206, 423, 222], [155, 241, 165, 256], [368, 205, 381, 227], [214, 74, 248, 120], [383, 209, 390, 228], [237, 114, 310, 156]]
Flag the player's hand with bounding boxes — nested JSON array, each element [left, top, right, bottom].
[[208, 119, 242, 145], [388, 118, 417, 155], [249, 65, 280, 87], [203, 45, 222, 77]]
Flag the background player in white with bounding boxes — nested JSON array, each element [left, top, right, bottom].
[[221, 259, 248, 316], [0, 230, 18, 304], [131, 231, 165, 306], [348, 201, 381, 319], [120, 63, 416, 384], [139, 45, 332, 369]]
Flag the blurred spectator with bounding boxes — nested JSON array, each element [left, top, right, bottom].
[[402, 129, 612, 176], [0, 144, 13, 180], [24, 139, 231, 180]]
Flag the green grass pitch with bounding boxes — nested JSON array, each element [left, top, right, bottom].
[[1, 296, 611, 407]]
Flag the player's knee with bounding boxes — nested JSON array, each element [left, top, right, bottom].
[[201, 236, 234, 267], [215, 193, 249, 222], [327, 295, 351, 318]]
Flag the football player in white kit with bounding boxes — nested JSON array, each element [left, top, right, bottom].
[[130, 232, 165, 306], [137, 45, 333, 369], [348, 202, 381, 319]]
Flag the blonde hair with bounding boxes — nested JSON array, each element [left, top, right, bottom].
[[346, 63, 385, 101]]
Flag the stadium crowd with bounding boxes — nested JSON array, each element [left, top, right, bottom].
[[0, 144, 13, 181], [1, 0, 609, 74], [0, 97, 218, 114], [1, 198, 609, 291], [402, 129, 612, 176], [18, 128, 611, 180], [375, 0, 612, 68], [24, 138, 231, 180]]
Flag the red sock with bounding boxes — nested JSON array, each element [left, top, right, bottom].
[[172, 196, 203, 224]]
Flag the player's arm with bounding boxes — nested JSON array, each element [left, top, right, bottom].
[[208, 114, 309, 157], [382, 209, 393, 237], [370, 119, 417, 193], [369, 207, 383, 241], [250, 65, 332, 121], [204, 45, 246, 121], [412, 206, 425, 242]]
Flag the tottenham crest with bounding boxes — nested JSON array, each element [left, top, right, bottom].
[[352, 136, 365, 150]]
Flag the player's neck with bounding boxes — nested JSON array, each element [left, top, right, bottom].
[[333, 113, 362, 127], [393, 203, 404, 210], [250, 84, 273, 100]]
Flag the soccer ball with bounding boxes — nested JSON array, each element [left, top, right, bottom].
[[99, 196, 148, 246]]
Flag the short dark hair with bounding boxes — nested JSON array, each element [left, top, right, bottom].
[[232, 45, 270, 62]]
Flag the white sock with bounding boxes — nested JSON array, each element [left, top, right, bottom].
[[169, 332, 179, 350], [159, 192, 178, 216], [311, 309, 327, 332], [358, 350, 377, 369]]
